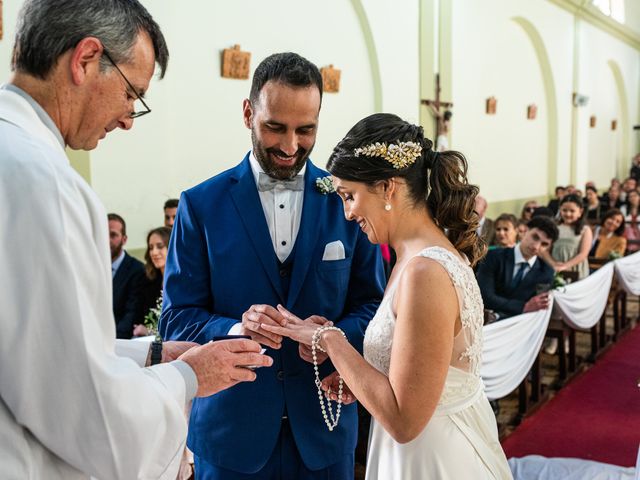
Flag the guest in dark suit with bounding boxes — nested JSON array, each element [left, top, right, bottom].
[[108, 213, 144, 339], [477, 216, 558, 319], [163, 198, 179, 228], [547, 185, 566, 215], [475, 195, 495, 245]]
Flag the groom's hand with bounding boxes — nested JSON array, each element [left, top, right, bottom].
[[299, 315, 331, 365], [241, 304, 285, 349]]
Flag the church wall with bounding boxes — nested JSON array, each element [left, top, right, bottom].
[[1, 1, 638, 245], [449, 0, 639, 219], [578, 21, 639, 190], [0, 0, 420, 249]]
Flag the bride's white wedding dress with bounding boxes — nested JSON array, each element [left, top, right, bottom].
[[363, 247, 512, 479]]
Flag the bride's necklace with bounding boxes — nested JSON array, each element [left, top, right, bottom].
[[312, 326, 346, 431]]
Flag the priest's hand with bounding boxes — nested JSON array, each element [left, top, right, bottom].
[[179, 338, 273, 397], [161, 341, 199, 362], [240, 304, 286, 349]]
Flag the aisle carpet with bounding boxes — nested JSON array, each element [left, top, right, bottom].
[[502, 324, 640, 466]]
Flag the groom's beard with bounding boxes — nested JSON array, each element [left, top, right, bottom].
[[251, 129, 313, 180]]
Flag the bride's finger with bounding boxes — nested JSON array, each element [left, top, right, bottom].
[[260, 323, 289, 336]]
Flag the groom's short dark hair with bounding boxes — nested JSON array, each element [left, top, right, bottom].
[[249, 52, 323, 104]]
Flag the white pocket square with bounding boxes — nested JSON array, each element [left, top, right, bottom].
[[322, 240, 346, 261]]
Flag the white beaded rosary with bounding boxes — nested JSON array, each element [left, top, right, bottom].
[[312, 325, 346, 432]]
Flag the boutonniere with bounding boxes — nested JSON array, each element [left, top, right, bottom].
[[315, 176, 335, 195]]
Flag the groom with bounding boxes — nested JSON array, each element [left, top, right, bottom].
[[160, 52, 385, 479]]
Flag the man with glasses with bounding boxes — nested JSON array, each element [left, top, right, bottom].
[[0, 1, 271, 479]]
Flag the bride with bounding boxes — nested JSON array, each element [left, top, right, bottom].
[[262, 113, 512, 479]]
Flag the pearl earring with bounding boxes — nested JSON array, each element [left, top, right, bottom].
[[384, 203, 392, 211]]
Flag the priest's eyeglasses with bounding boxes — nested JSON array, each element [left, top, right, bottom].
[[102, 49, 151, 119]]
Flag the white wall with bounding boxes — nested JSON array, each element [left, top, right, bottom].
[[1, 0, 638, 246], [451, 0, 569, 202], [449, 0, 639, 208], [0, 0, 418, 249]]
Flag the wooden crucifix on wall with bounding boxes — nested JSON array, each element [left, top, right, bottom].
[[421, 74, 453, 151], [0, 0, 4, 41]]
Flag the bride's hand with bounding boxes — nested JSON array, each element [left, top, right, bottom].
[[321, 371, 356, 405], [260, 305, 331, 347]]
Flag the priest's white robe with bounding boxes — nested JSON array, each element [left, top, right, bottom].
[[0, 85, 193, 480]]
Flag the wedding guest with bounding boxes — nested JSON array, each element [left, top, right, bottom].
[[262, 113, 512, 479], [620, 177, 637, 203], [547, 185, 566, 215], [540, 194, 592, 280], [630, 153, 640, 181], [160, 52, 385, 479], [532, 206, 554, 219], [133, 226, 171, 337], [0, 1, 272, 479], [493, 213, 518, 248], [601, 184, 623, 210], [624, 190, 640, 252], [520, 200, 538, 222], [164, 198, 179, 228], [109, 213, 145, 339], [584, 185, 602, 223], [621, 189, 640, 219], [477, 216, 558, 319], [516, 219, 529, 242], [589, 209, 627, 269], [475, 195, 495, 245]]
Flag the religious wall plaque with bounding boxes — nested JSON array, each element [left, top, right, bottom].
[[486, 97, 497, 115], [590, 116, 597, 128], [321, 65, 341, 93], [221, 45, 251, 80], [611, 120, 617, 131], [527, 104, 537, 120]]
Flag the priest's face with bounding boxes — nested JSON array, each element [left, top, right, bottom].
[[67, 33, 155, 150], [243, 80, 320, 180], [108, 219, 127, 261]]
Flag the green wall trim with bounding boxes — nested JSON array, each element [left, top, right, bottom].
[[66, 148, 91, 184], [512, 17, 559, 196], [350, 0, 383, 112], [418, 0, 453, 143], [419, 0, 437, 139], [546, 0, 640, 50], [569, 16, 581, 185], [607, 60, 631, 177]]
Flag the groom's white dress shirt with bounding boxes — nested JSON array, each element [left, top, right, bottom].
[[0, 84, 196, 480], [228, 152, 305, 335]]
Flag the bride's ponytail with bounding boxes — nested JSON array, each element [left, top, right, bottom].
[[426, 150, 486, 267]]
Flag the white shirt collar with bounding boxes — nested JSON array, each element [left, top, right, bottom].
[[514, 243, 537, 268], [248, 150, 306, 187]]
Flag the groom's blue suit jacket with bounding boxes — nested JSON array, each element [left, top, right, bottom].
[[160, 155, 385, 473]]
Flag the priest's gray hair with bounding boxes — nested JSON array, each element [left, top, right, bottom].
[[12, 0, 169, 79]]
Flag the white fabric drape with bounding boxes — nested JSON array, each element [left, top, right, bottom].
[[481, 305, 553, 401], [553, 262, 614, 329], [508, 455, 636, 480], [614, 251, 640, 296]]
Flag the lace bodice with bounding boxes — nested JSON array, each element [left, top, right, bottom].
[[363, 247, 485, 395]]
